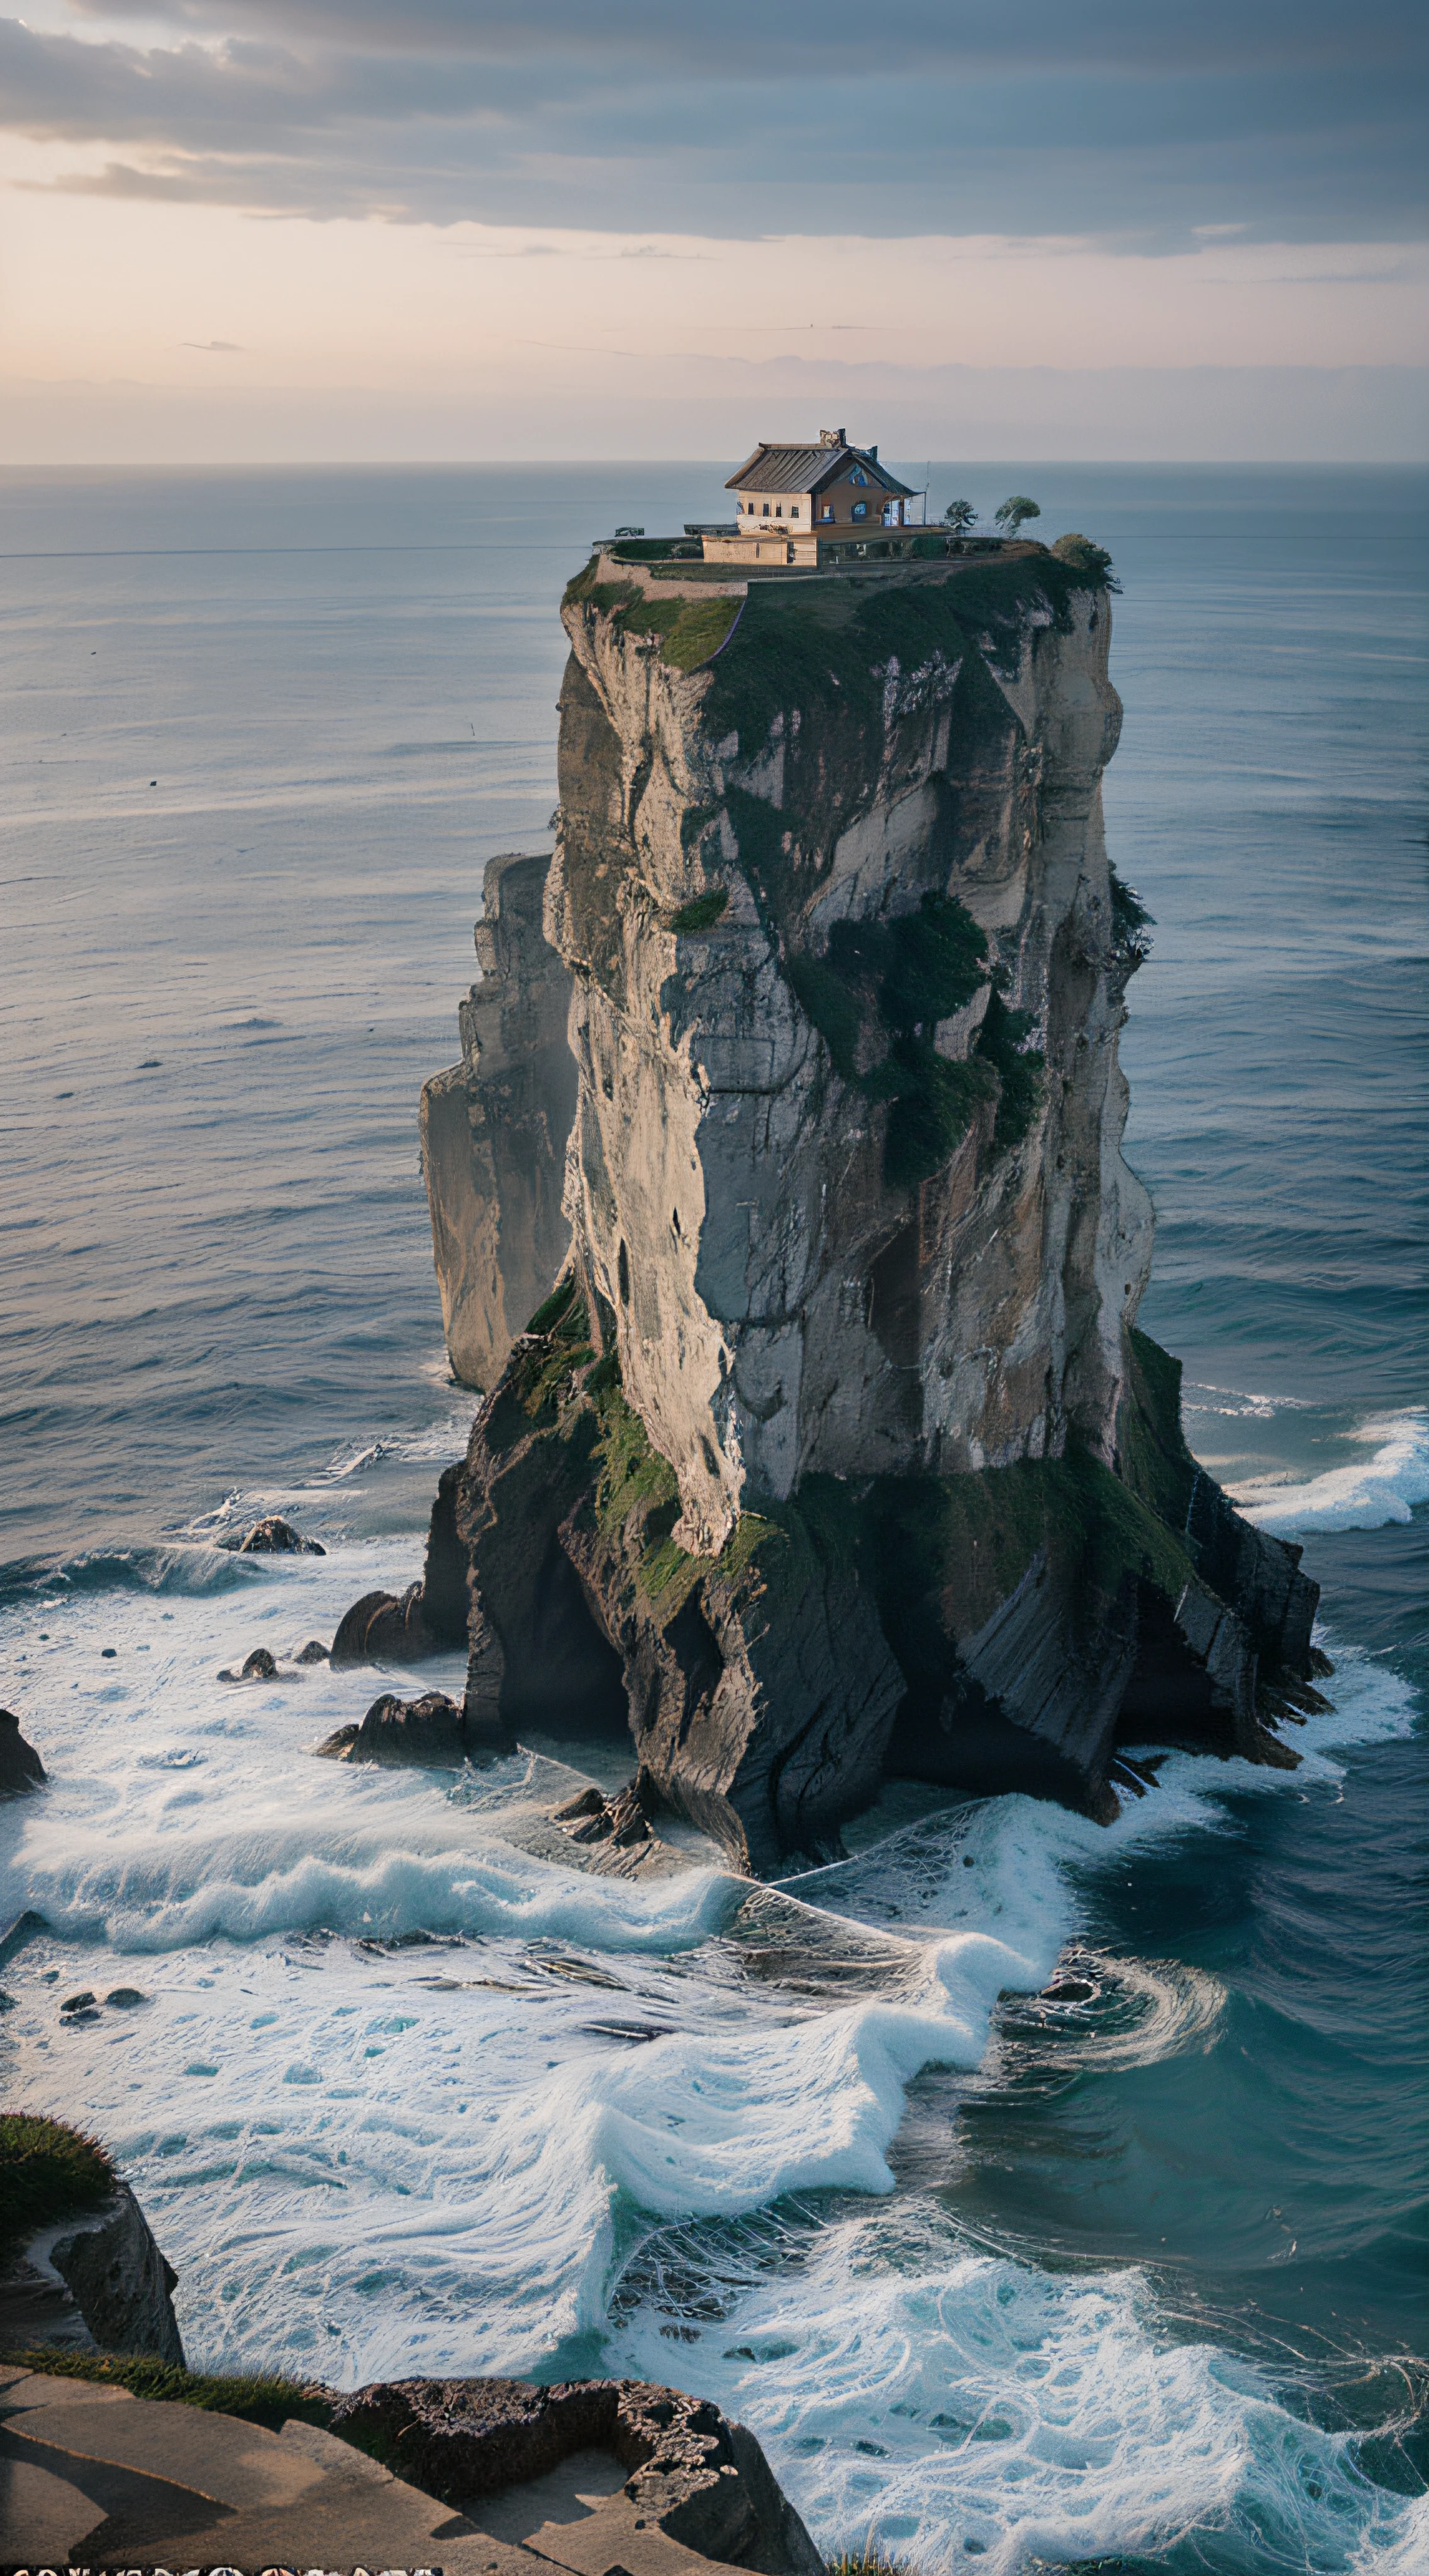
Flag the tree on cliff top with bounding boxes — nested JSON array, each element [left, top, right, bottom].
[[942, 498, 977, 533], [1052, 531, 1123, 592], [995, 495, 1040, 535]]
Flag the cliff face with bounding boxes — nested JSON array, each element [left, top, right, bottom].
[[421, 852, 575, 1391], [408, 545, 1323, 1865], [550, 552, 1152, 1553]]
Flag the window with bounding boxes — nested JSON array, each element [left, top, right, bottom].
[[762, 502, 770, 516], [850, 467, 868, 485], [821, 504, 832, 521], [776, 504, 782, 517], [791, 505, 800, 518], [852, 501, 867, 520]]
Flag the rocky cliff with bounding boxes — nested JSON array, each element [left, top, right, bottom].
[[408, 542, 1325, 1864]]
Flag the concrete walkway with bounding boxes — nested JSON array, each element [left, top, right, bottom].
[[0, 2367, 730, 2574]]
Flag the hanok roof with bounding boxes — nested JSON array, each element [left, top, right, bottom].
[[725, 440, 916, 500]]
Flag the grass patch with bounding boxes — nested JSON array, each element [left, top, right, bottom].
[[526, 1274, 577, 1336], [668, 888, 730, 935], [612, 589, 742, 672], [0, 2345, 338, 2429], [1, 2114, 114, 2258], [486, 1287, 596, 1452]]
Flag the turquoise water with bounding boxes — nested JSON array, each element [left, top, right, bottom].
[[1, 465, 1425, 2572]]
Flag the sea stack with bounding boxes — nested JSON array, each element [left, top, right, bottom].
[[415, 486, 1323, 1869]]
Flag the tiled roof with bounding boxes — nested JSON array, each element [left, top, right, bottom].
[[725, 442, 916, 499]]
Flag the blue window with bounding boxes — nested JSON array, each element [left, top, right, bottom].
[[850, 467, 867, 485], [852, 501, 867, 520]]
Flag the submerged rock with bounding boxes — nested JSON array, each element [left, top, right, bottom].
[[293, 1637, 330, 1664], [234, 1514, 325, 1553], [0, 1708, 46, 1799], [326, 2372, 822, 2576], [217, 1645, 280, 1682]]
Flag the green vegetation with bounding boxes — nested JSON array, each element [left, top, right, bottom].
[[826, 2555, 915, 2576], [976, 986, 1045, 1152], [1, 2113, 114, 2258], [668, 888, 730, 935], [1052, 531, 1122, 592], [0, 2345, 337, 2431], [1109, 865, 1154, 948], [995, 494, 1041, 535], [525, 1273, 577, 1337], [614, 589, 742, 672], [1118, 1326, 1198, 1536], [486, 1282, 596, 1453], [942, 499, 977, 533], [782, 893, 1043, 1187], [879, 1041, 998, 1189], [564, 562, 741, 672]]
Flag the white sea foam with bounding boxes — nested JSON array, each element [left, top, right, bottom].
[[608, 2200, 1425, 2575], [0, 1538, 1420, 2544], [1231, 1407, 1429, 1535]]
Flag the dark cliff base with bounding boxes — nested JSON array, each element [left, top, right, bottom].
[[362, 1282, 1322, 1874]]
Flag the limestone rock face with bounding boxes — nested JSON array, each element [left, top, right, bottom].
[[547, 552, 1154, 1553], [409, 546, 1323, 1847], [422, 850, 577, 1389]]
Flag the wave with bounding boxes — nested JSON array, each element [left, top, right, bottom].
[[1232, 1409, 1429, 1535], [607, 2199, 1426, 2576]]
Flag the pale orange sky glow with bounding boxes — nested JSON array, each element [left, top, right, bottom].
[[2, 0, 1425, 457]]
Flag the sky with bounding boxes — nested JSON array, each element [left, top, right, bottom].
[[2, 0, 1426, 461]]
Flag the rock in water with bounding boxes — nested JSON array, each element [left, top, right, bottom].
[[217, 1645, 280, 1682], [409, 539, 1323, 1851], [319, 1690, 512, 1767], [234, 1514, 325, 1554], [0, 1709, 47, 1799], [328, 1463, 473, 1667], [326, 2374, 822, 2576]]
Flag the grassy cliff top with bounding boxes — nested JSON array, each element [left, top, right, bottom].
[[0, 2112, 116, 2257]]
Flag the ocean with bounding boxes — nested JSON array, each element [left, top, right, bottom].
[[1, 462, 1425, 2574]]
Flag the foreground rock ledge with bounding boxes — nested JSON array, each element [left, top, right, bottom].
[[331, 2373, 822, 2575]]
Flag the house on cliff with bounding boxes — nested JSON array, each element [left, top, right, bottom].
[[703, 431, 922, 565]]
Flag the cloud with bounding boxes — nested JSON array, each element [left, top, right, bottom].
[[3, 2, 1425, 245]]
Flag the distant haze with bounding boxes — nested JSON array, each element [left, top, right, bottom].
[[3, 0, 1425, 462]]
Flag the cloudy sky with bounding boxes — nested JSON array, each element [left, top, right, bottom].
[[3, 0, 1426, 459]]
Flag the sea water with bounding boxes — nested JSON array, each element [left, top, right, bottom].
[[1, 464, 1425, 2573]]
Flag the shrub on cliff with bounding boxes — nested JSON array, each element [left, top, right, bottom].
[[1052, 531, 1122, 592]]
